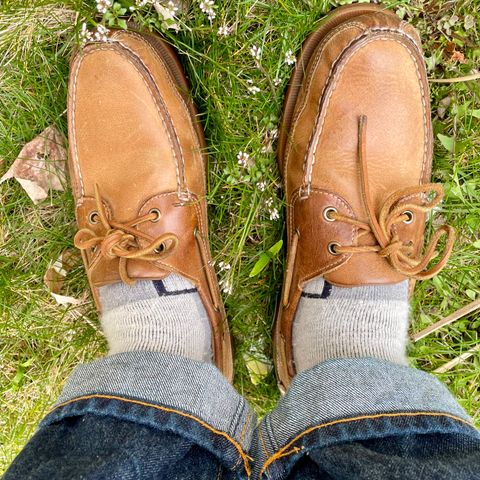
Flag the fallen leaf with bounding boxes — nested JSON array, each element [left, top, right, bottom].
[[464, 14, 475, 30], [444, 41, 456, 56], [50, 293, 83, 306], [0, 126, 67, 204], [44, 249, 79, 294], [450, 50, 466, 64], [437, 96, 451, 119], [243, 352, 272, 385]]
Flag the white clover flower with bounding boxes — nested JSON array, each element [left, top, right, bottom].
[[256, 181, 267, 192], [217, 25, 230, 36], [96, 0, 113, 14], [237, 151, 252, 168], [250, 45, 261, 61], [269, 208, 280, 221], [285, 49, 296, 65]]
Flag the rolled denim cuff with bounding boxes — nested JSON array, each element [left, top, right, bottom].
[[255, 358, 479, 479], [42, 351, 256, 478]]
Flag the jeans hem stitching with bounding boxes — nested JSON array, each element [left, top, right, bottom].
[[51, 393, 252, 477], [259, 411, 474, 476]]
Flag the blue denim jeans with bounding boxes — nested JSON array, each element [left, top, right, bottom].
[[5, 352, 480, 479]]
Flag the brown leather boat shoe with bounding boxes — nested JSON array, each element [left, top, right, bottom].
[[275, 4, 455, 392], [68, 30, 233, 381]]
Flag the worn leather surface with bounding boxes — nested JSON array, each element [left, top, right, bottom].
[[68, 31, 232, 380], [276, 6, 434, 388]]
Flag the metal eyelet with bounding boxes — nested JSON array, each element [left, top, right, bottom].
[[323, 207, 337, 222], [403, 210, 414, 224], [149, 208, 161, 223], [154, 243, 165, 254], [327, 242, 341, 255], [91, 246, 97, 253], [88, 211, 99, 224]]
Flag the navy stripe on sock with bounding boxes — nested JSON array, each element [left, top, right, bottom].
[[301, 281, 332, 299], [153, 280, 197, 296]]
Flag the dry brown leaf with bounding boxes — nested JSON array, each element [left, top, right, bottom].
[[43, 249, 79, 294], [450, 50, 466, 64], [51, 293, 83, 306], [44, 249, 83, 306], [0, 126, 67, 203]]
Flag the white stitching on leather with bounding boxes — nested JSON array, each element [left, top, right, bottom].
[[71, 45, 182, 198], [304, 32, 428, 195], [287, 189, 357, 279], [71, 53, 85, 197], [284, 22, 365, 194], [117, 32, 204, 194], [139, 191, 218, 303]]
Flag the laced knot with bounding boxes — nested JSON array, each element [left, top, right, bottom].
[[74, 184, 178, 285], [327, 115, 455, 280]]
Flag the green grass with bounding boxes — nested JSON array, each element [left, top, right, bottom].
[[1, 0, 480, 471]]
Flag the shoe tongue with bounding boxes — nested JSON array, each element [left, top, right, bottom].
[[89, 256, 172, 290]]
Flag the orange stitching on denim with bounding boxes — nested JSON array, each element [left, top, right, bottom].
[[240, 413, 253, 444], [259, 411, 473, 476], [258, 428, 269, 457], [52, 394, 252, 477]]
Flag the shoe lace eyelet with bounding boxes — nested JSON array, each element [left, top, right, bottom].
[[403, 210, 414, 224], [323, 207, 337, 222], [88, 211, 99, 224], [154, 243, 165, 254], [149, 208, 161, 223], [327, 242, 341, 255]]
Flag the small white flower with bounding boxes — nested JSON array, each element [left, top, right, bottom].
[[129, 6, 136, 12], [256, 181, 267, 192], [199, 0, 216, 20], [80, 23, 93, 44], [219, 277, 233, 295], [96, 0, 113, 14], [199, 0, 214, 11], [218, 261, 232, 271], [167, 1, 179, 15], [246, 80, 260, 94], [136, 0, 151, 6], [273, 77, 281, 87], [217, 25, 230, 36], [285, 49, 296, 65], [269, 208, 280, 221], [155, 0, 178, 20], [250, 45, 261, 61], [93, 24, 110, 42], [237, 151, 252, 168], [265, 197, 273, 208]]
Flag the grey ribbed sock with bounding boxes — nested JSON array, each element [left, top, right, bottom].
[[293, 278, 409, 373], [98, 274, 212, 363]]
